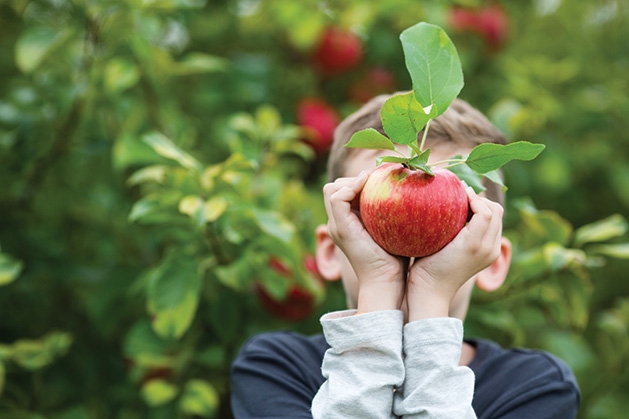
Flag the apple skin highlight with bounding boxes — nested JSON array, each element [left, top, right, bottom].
[[359, 163, 468, 258]]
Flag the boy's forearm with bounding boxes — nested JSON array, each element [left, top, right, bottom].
[[394, 317, 476, 419], [312, 310, 405, 419]]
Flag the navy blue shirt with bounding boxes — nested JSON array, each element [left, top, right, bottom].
[[231, 331, 580, 418]]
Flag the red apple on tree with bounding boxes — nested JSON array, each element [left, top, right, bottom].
[[447, 4, 509, 51], [255, 256, 319, 321], [296, 97, 340, 156], [312, 26, 363, 75], [476, 4, 509, 51], [360, 164, 468, 257], [349, 67, 398, 104]]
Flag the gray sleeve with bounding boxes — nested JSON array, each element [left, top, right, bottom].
[[394, 317, 477, 419], [311, 310, 405, 419]]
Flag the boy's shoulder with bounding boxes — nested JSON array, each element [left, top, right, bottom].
[[469, 338, 581, 418], [232, 330, 328, 382], [470, 337, 578, 384]]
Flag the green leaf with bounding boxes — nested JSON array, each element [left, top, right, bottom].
[[142, 379, 178, 407], [517, 204, 574, 246], [345, 128, 395, 150], [143, 132, 203, 172], [15, 27, 67, 73], [179, 195, 205, 226], [179, 379, 220, 417], [127, 166, 169, 186], [10, 332, 73, 371], [204, 196, 228, 222], [381, 92, 433, 145], [147, 251, 202, 340], [113, 134, 165, 172], [123, 320, 171, 366], [128, 191, 181, 223], [407, 150, 433, 174], [104, 57, 140, 93], [574, 214, 628, 247], [0, 253, 23, 286], [0, 361, 4, 397], [588, 243, 629, 259], [466, 141, 546, 174], [255, 104, 282, 137], [447, 163, 485, 194], [543, 242, 587, 272], [171, 52, 229, 75], [400, 22, 464, 116], [249, 208, 295, 244], [483, 170, 507, 191]]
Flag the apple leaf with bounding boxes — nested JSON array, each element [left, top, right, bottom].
[[147, 251, 202, 340], [447, 162, 485, 193], [573, 214, 628, 247], [483, 169, 507, 192], [381, 92, 435, 145], [376, 149, 434, 175], [346, 128, 396, 150], [400, 22, 464, 116], [588, 243, 629, 259], [465, 141, 546, 174]]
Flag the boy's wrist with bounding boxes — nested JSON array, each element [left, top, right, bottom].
[[406, 288, 452, 322], [357, 282, 404, 313]]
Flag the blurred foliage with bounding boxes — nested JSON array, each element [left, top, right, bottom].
[[0, 0, 628, 418]]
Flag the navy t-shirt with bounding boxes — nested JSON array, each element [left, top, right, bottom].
[[231, 331, 580, 418]]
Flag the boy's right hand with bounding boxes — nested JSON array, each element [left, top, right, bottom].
[[323, 171, 407, 314]]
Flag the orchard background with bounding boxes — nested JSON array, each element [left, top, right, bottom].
[[1, 0, 628, 418]]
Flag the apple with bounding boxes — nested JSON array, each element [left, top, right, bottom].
[[255, 256, 318, 321], [256, 285, 315, 321], [349, 67, 398, 104], [448, 4, 509, 51], [359, 163, 468, 257], [476, 4, 509, 51], [312, 26, 363, 75], [448, 6, 479, 32], [296, 98, 340, 156]]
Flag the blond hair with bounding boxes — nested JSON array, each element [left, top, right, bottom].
[[327, 93, 507, 205]]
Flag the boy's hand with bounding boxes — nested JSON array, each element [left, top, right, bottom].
[[323, 171, 406, 313], [406, 185, 504, 322]]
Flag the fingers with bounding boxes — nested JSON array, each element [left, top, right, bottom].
[[322, 171, 369, 242], [464, 185, 504, 260]]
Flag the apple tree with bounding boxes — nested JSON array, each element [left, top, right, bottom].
[[0, 1, 628, 418]]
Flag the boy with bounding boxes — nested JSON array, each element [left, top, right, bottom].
[[231, 94, 580, 418]]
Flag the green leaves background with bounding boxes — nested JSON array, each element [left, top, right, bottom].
[[1, 1, 629, 418]]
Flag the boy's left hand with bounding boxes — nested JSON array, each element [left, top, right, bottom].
[[405, 185, 504, 322]]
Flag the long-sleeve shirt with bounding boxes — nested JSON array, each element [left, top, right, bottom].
[[231, 310, 580, 418]]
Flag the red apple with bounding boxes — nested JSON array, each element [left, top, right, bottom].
[[296, 98, 340, 156], [359, 163, 468, 257], [476, 4, 509, 51], [255, 256, 317, 321], [256, 285, 315, 321], [312, 26, 363, 75], [448, 6, 479, 32], [447, 4, 509, 51], [349, 67, 398, 104]]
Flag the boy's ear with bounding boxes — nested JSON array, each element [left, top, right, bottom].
[[475, 237, 512, 292], [315, 224, 342, 282]]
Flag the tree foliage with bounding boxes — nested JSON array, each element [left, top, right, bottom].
[[1, 0, 628, 418]]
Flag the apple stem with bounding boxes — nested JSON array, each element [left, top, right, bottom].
[[432, 158, 466, 168], [418, 119, 432, 152]]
